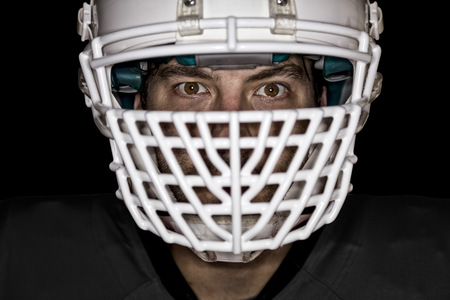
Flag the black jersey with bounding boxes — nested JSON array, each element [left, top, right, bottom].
[[1, 193, 449, 299]]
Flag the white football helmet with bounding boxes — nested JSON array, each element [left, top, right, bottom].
[[77, 0, 383, 263]]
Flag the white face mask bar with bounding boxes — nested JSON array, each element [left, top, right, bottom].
[[106, 102, 362, 262]]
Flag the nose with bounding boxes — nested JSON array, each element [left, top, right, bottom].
[[210, 122, 254, 138], [215, 90, 251, 112], [210, 93, 256, 139], [209, 71, 257, 137], [212, 71, 253, 112]]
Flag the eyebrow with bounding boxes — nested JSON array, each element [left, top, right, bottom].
[[152, 62, 308, 84], [244, 64, 308, 84], [153, 65, 213, 82]]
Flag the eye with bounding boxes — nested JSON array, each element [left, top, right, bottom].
[[177, 82, 207, 95], [255, 83, 287, 97]]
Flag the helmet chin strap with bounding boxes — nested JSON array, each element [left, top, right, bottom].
[[160, 213, 311, 263]]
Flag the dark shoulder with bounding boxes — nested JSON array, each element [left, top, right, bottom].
[[1, 193, 119, 210], [0, 193, 124, 253], [334, 193, 450, 239], [0, 193, 163, 300], [298, 194, 450, 299], [345, 193, 450, 205], [1, 193, 120, 224], [343, 193, 450, 220]]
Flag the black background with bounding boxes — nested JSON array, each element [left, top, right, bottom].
[[2, 1, 449, 200]]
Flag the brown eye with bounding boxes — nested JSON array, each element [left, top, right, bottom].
[[256, 83, 286, 97], [264, 83, 279, 97], [177, 82, 207, 95], [184, 82, 199, 94]]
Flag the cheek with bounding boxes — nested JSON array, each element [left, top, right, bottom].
[[294, 84, 318, 108], [288, 86, 318, 109], [145, 91, 213, 112], [143, 85, 167, 110], [252, 94, 315, 111]]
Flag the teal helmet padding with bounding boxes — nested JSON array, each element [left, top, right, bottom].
[[111, 61, 144, 92], [322, 56, 353, 82], [111, 61, 145, 108], [320, 56, 354, 105]]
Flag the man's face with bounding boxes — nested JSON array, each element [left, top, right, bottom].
[[137, 54, 324, 204], [143, 55, 319, 111]]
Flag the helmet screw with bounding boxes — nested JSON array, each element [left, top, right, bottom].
[[276, 0, 288, 6], [184, 0, 196, 6]]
